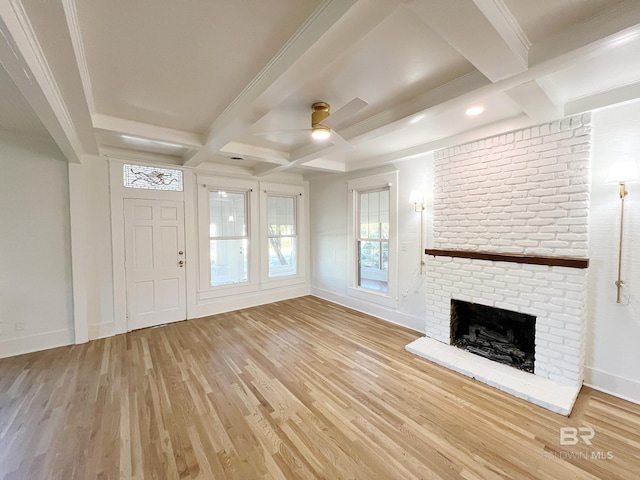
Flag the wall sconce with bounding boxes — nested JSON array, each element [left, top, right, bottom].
[[409, 190, 425, 274], [607, 161, 639, 303]]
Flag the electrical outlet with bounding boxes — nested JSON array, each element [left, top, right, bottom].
[[401, 242, 407, 251], [15, 320, 26, 332]]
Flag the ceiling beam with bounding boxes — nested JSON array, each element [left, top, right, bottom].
[[100, 146, 185, 166], [337, 18, 640, 165], [61, 0, 95, 116], [220, 141, 290, 165], [184, 0, 406, 169], [253, 135, 349, 176], [184, 0, 359, 168], [0, 1, 95, 163], [339, 71, 490, 144], [565, 80, 640, 116], [346, 114, 532, 172], [406, 0, 529, 82], [529, 0, 640, 67], [92, 114, 203, 148], [504, 80, 562, 123], [299, 158, 346, 173]]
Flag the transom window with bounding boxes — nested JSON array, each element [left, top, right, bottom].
[[123, 163, 183, 191], [209, 190, 248, 286]]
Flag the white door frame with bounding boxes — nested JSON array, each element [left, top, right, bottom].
[[109, 160, 197, 334]]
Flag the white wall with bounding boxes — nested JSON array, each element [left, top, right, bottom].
[[0, 132, 74, 357], [309, 155, 434, 332], [69, 155, 114, 341], [586, 101, 640, 403]]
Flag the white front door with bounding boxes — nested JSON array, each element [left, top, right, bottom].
[[124, 199, 186, 330]]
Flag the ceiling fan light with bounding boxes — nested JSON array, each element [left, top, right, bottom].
[[312, 125, 331, 140]]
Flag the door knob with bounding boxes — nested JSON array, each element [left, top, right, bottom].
[[178, 251, 184, 255], [179, 260, 184, 267]]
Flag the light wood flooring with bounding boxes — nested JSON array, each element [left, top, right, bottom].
[[1, 296, 639, 479]]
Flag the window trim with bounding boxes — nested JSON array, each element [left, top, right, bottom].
[[347, 172, 398, 308]]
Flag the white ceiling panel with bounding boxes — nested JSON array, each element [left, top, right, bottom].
[[503, 0, 626, 45], [76, 0, 323, 133]]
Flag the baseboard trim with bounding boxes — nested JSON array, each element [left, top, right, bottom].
[[583, 366, 640, 406], [0, 328, 74, 359], [88, 322, 115, 341], [193, 284, 311, 319], [310, 286, 425, 333]]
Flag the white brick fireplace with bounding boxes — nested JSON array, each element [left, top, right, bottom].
[[407, 113, 591, 415]]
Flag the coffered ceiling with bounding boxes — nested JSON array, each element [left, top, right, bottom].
[[0, 0, 638, 176]]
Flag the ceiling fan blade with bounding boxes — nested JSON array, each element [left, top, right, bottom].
[[253, 128, 311, 136], [328, 128, 352, 149], [325, 97, 368, 129]]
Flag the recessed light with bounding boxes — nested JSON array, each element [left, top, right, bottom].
[[465, 106, 484, 116]]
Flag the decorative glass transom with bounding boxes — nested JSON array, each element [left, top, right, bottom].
[[123, 164, 183, 191]]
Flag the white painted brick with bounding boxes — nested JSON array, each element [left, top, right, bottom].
[[538, 332, 564, 344], [533, 302, 564, 314], [427, 114, 589, 390], [538, 210, 568, 219], [544, 130, 573, 142]]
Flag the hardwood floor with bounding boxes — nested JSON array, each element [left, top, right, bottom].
[[1, 296, 639, 479]]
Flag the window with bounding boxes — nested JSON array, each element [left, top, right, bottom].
[[347, 171, 398, 307], [123, 163, 183, 191], [267, 195, 297, 277], [357, 188, 389, 292], [209, 190, 248, 286], [197, 175, 305, 297]]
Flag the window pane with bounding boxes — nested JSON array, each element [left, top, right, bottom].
[[123, 164, 183, 191], [267, 196, 295, 236], [209, 191, 246, 237], [380, 189, 390, 240], [358, 240, 388, 292], [210, 239, 248, 286], [360, 193, 369, 238], [359, 189, 389, 240], [269, 237, 297, 277], [369, 191, 380, 239], [267, 195, 297, 278]]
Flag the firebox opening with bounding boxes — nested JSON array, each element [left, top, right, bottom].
[[450, 299, 536, 373]]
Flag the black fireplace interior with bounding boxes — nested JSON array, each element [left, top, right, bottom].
[[450, 299, 535, 373]]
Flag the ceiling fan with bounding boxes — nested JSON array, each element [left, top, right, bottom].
[[252, 98, 368, 147]]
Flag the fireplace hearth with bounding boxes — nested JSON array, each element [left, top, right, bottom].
[[450, 299, 535, 373]]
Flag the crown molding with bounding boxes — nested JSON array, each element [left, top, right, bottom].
[[61, 0, 95, 115]]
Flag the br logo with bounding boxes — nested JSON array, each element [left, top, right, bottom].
[[560, 426, 595, 446]]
